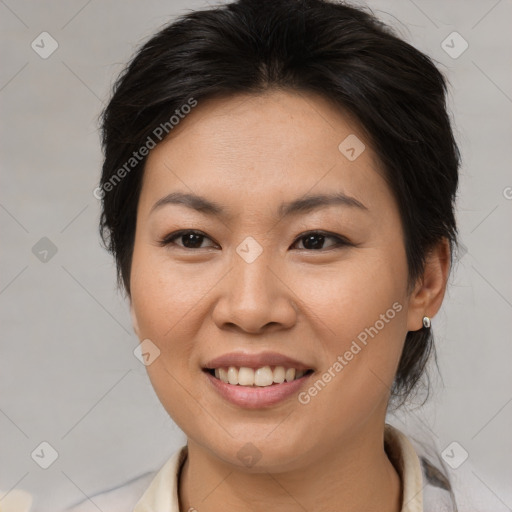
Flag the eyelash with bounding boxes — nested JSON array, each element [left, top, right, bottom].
[[158, 229, 352, 251]]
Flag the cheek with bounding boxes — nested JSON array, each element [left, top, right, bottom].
[[292, 250, 408, 405], [130, 247, 213, 433], [293, 249, 408, 337], [130, 246, 196, 371], [131, 241, 215, 335]]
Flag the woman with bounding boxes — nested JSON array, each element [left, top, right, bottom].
[[68, 0, 462, 510]]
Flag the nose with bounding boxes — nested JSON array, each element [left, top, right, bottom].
[[210, 246, 298, 334]]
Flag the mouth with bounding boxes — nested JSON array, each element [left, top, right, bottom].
[[203, 366, 315, 387], [201, 351, 316, 407]]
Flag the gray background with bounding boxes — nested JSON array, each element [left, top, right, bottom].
[[1, 0, 511, 510]]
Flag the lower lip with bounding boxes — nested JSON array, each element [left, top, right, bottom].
[[204, 370, 312, 409]]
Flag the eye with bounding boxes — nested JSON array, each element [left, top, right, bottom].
[[291, 231, 351, 251], [158, 230, 218, 249], [159, 229, 351, 251]]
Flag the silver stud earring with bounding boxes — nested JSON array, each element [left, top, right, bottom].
[[422, 316, 431, 329]]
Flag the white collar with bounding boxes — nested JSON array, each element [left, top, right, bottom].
[[133, 423, 451, 511]]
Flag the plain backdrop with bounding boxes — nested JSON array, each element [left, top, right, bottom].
[[1, 0, 511, 510]]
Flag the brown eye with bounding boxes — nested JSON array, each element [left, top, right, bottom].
[[291, 231, 350, 251], [159, 230, 217, 249], [159, 229, 350, 251]]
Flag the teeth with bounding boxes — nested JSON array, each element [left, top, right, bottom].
[[254, 366, 273, 386], [210, 365, 309, 387], [285, 368, 296, 382], [227, 366, 239, 385], [219, 367, 228, 383], [273, 366, 285, 384], [238, 367, 254, 386]]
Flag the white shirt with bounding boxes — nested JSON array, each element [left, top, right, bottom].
[[62, 424, 463, 511]]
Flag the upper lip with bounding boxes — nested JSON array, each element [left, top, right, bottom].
[[203, 351, 314, 371]]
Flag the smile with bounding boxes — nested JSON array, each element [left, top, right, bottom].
[[206, 366, 314, 387]]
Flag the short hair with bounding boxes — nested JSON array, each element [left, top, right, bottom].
[[98, 0, 460, 405]]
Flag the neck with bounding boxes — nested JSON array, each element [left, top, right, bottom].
[[178, 423, 402, 512]]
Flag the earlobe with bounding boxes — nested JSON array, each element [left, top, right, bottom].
[[130, 302, 140, 338], [406, 238, 451, 332]]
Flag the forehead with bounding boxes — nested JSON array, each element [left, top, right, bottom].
[[140, 90, 393, 218]]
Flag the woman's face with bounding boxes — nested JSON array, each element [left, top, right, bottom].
[[130, 90, 420, 471]]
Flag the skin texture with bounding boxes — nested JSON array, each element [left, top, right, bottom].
[[129, 90, 450, 512]]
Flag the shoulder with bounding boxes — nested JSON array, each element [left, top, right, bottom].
[[62, 446, 188, 512], [62, 471, 157, 512], [387, 422, 502, 512], [384, 424, 455, 512]]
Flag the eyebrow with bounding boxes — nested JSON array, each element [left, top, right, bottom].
[[150, 191, 368, 219]]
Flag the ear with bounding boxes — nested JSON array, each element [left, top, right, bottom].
[[406, 238, 451, 332], [130, 301, 141, 338]]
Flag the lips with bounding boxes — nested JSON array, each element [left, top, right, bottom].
[[203, 365, 314, 408], [201, 351, 315, 406], [203, 351, 314, 371]]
